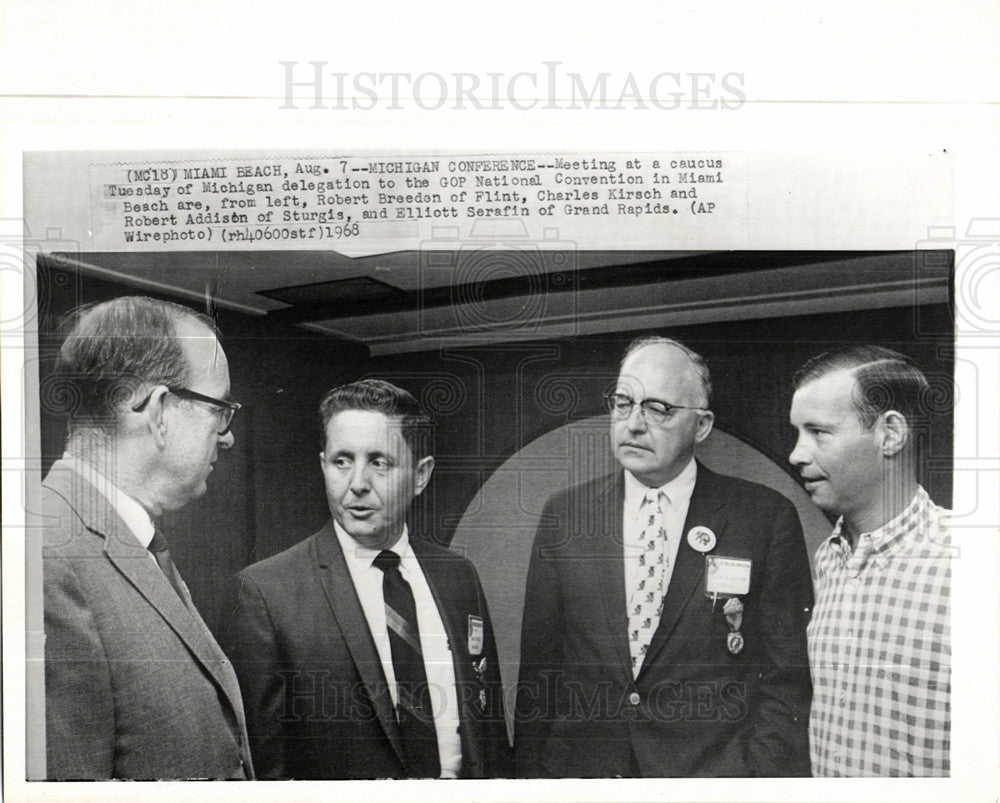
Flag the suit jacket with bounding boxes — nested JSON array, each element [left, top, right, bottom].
[[222, 522, 513, 779], [41, 459, 254, 780], [515, 462, 813, 778]]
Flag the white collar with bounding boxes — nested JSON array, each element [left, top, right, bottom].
[[67, 454, 156, 548], [333, 520, 411, 569], [623, 457, 698, 512]]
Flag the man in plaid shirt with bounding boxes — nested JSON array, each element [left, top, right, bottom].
[[789, 345, 951, 776]]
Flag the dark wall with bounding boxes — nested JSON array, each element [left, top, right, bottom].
[[36, 260, 953, 633]]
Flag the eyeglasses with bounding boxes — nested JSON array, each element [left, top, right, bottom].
[[132, 386, 242, 435], [604, 392, 707, 426]]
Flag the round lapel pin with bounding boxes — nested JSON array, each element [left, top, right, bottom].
[[687, 526, 717, 553]]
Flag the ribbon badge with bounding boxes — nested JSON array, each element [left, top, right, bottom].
[[723, 596, 745, 655], [473, 656, 488, 711]]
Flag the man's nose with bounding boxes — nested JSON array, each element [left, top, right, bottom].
[[626, 402, 648, 432], [349, 464, 371, 493], [218, 430, 235, 450], [788, 434, 808, 467]]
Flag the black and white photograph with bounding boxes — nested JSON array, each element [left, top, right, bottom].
[[22, 148, 957, 784]]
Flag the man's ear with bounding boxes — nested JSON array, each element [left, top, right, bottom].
[[694, 410, 715, 444], [135, 386, 170, 449], [877, 410, 910, 457], [413, 455, 435, 496]]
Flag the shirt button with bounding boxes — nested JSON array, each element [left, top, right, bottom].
[[833, 753, 841, 764], [628, 692, 641, 705]]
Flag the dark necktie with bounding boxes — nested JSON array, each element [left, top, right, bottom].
[[148, 529, 188, 605], [373, 550, 440, 778]]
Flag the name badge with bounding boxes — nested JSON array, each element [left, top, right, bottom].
[[705, 556, 752, 597], [467, 615, 484, 656]]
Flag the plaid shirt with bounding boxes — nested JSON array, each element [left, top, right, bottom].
[[807, 486, 951, 776]]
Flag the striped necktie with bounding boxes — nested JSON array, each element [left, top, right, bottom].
[[373, 550, 440, 778]]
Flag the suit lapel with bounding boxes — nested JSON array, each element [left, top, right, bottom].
[[154, 527, 250, 738], [591, 476, 633, 675], [103, 527, 251, 722], [640, 463, 726, 674], [312, 524, 405, 766], [42, 461, 249, 729]]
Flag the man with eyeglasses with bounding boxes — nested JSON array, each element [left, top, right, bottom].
[[515, 336, 813, 777], [40, 295, 253, 779]]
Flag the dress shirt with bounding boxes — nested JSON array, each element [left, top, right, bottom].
[[66, 455, 155, 549], [622, 458, 698, 605], [808, 486, 952, 776], [333, 522, 462, 778]]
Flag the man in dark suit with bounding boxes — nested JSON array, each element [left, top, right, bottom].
[[42, 296, 253, 779], [515, 337, 813, 777], [224, 379, 512, 779]]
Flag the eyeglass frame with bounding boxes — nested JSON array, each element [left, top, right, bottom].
[[604, 392, 709, 426], [132, 386, 242, 435]]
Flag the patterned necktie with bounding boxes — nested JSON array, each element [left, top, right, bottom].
[[373, 550, 440, 778], [148, 529, 188, 605], [627, 489, 668, 677]]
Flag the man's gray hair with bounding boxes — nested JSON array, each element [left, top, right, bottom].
[[620, 336, 713, 407], [52, 296, 216, 437]]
